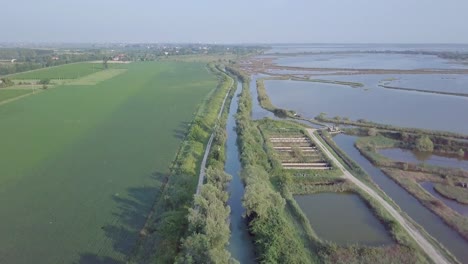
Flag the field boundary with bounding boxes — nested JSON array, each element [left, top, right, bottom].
[[195, 74, 233, 196]]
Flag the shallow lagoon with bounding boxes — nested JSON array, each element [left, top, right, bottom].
[[264, 79, 468, 134], [420, 182, 468, 216], [273, 53, 468, 70], [378, 148, 468, 171]]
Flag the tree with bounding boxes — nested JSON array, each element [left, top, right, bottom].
[[103, 57, 109, 69], [0, 78, 14, 88], [38, 78, 50, 85], [402, 163, 409, 171], [415, 135, 434, 152]]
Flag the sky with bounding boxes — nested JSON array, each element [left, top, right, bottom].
[[1, 0, 468, 44]]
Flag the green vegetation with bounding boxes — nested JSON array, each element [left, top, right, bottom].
[[0, 89, 32, 103], [434, 184, 468, 204], [383, 169, 468, 241], [415, 135, 434, 152], [256, 78, 297, 118], [257, 78, 326, 126], [352, 133, 468, 243], [66, 69, 128, 86], [0, 77, 14, 87], [177, 168, 236, 264], [7, 62, 106, 80], [228, 67, 434, 264], [0, 61, 219, 263], [131, 63, 235, 263], [306, 78, 364, 88], [317, 114, 468, 140], [176, 67, 237, 264], [354, 134, 468, 178], [230, 67, 314, 263]]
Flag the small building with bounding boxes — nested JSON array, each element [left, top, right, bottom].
[[328, 125, 340, 133]]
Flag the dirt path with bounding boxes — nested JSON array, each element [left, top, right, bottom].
[[195, 75, 234, 196], [306, 128, 451, 264], [0, 90, 42, 106]]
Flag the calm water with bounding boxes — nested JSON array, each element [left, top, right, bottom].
[[381, 74, 468, 95], [266, 44, 468, 54], [249, 74, 322, 128], [226, 82, 256, 263], [264, 79, 468, 134], [420, 182, 468, 216], [273, 53, 468, 70], [378, 148, 468, 171], [334, 134, 468, 263], [295, 193, 393, 246]]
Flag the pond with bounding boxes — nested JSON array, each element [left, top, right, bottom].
[[294, 192, 393, 246], [378, 148, 468, 171], [264, 79, 468, 134], [333, 134, 468, 262], [420, 182, 468, 216]]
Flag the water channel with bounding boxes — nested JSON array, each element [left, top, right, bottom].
[[333, 134, 468, 263], [226, 81, 256, 263]]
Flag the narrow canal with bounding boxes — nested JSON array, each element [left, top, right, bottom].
[[226, 81, 256, 263], [334, 134, 468, 263]]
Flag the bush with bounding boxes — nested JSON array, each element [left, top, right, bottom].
[[38, 78, 51, 85], [415, 135, 434, 152], [0, 78, 14, 88]]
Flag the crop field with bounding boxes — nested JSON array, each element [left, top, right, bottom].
[[0, 62, 217, 263], [7, 62, 107, 80], [0, 89, 32, 103]]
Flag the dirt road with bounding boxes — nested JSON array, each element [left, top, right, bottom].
[[306, 128, 451, 264]]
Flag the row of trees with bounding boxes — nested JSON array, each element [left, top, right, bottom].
[[230, 67, 312, 263], [176, 66, 237, 263], [177, 168, 236, 263]]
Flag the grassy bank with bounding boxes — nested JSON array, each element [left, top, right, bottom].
[[352, 133, 468, 242], [259, 120, 432, 263], [129, 63, 235, 263], [434, 184, 468, 204], [317, 114, 468, 140], [176, 68, 238, 263], [383, 169, 468, 241]]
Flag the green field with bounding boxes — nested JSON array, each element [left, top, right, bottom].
[[0, 89, 32, 103], [7, 62, 106, 80], [0, 62, 216, 263]]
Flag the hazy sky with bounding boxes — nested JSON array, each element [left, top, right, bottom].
[[2, 0, 468, 43]]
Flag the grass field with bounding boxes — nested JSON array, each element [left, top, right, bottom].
[[7, 62, 107, 80], [0, 89, 32, 103], [0, 61, 217, 263], [67, 69, 128, 85]]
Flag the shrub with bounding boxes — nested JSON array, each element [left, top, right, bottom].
[[415, 135, 434, 152]]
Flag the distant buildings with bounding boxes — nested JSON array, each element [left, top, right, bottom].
[[112, 54, 126, 61]]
